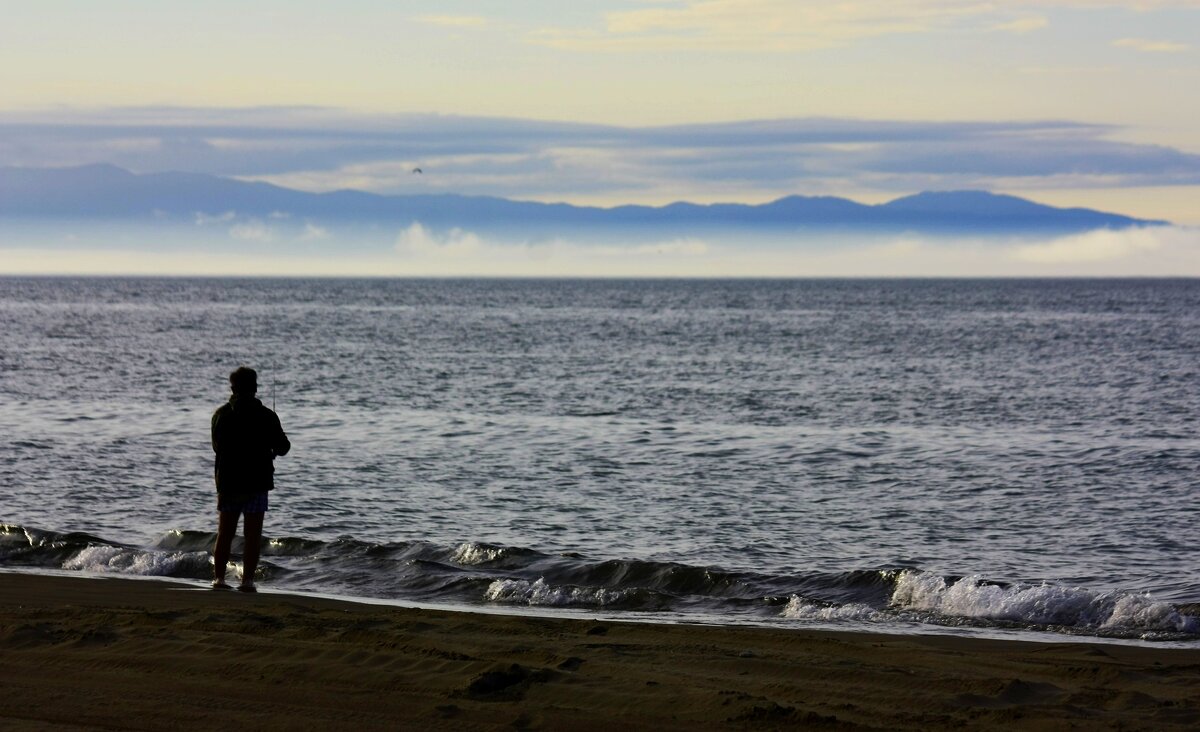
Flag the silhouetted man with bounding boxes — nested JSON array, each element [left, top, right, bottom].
[[211, 366, 290, 592]]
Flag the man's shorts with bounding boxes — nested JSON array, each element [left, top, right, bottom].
[[218, 491, 269, 514]]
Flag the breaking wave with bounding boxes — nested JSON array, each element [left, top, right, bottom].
[[782, 598, 881, 622], [60, 545, 212, 578], [888, 570, 1199, 634], [484, 578, 650, 608], [3, 523, 1197, 641]]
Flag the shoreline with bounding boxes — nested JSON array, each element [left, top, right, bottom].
[[3, 573, 1199, 729], [5, 566, 1199, 650]]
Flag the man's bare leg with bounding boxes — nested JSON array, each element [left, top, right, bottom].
[[240, 512, 264, 591], [213, 510, 239, 588]]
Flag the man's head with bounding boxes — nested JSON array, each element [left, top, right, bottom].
[[229, 366, 258, 396]]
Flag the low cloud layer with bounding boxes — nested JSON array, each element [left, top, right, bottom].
[[3, 219, 1195, 277], [1009, 225, 1185, 262], [387, 222, 1200, 276], [1, 108, 1199, 207]]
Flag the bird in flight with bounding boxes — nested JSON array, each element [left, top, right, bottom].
[[412, 167, 423, 174]]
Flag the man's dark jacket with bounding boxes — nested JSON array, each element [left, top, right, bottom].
[[211, 394, 290, 498]]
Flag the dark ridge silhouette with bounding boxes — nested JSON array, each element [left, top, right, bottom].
[[0, 164, 1166, 232]]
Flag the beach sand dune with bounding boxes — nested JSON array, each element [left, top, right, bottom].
[[2, 573, 1198, 730]]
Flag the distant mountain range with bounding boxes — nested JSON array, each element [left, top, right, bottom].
[[0, 164, 1166, 233]]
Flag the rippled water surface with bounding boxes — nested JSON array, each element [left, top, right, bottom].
[[2, 277, 1197, 640]]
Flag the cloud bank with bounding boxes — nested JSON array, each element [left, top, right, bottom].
[[2, 108, 1198, 208], [1010, 224, 1186, 262], [3, 219, 1195, 277]]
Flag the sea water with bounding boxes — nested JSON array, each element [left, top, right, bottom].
[[1, 277, 1197, 642]]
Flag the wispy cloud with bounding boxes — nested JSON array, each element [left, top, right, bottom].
[[194, 211, 237, 226], [530, 0, 1197, 53], [1018, 64, 1115, 74], [300, 222, 329, 240], [1009, 225, 1174, 262], [1041, 1, 1200, 8], [194, 208, 328, 243], [395, 222, 484, 258], [533, 1, 996, 52], [228, 220, 276, 242], [1112, 37, 1191, 52], [395, 222, 712, 271], [994, 16, 1049, 33], [413, 15, 488, 28]]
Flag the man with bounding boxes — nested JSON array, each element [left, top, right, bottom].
[[211, 366, 290, 592]]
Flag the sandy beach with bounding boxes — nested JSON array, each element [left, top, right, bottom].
[[0, 573, 1197, 730]]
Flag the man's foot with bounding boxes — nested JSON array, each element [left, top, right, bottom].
[[237, 582, 257, 593], [211, 580, 233, 591]]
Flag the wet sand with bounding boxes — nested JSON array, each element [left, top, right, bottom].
[[2, 573, 1198, 730]]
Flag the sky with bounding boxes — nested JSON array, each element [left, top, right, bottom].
[[1, 0, 1198, 275]]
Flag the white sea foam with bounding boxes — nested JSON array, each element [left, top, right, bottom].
[[62, 546, 209, 576], [781, 597, 880, 621], [1103, 593, 1199, 632], [484, 577, 630, 607], [890, 570, 1198, 633], [453, 542, 505, 565]]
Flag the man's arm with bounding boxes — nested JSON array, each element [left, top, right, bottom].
[[211, 409, 223, 453], [271, 412, 291, 457]]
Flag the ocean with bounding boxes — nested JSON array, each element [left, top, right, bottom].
[[1, 277, 1197, 642]]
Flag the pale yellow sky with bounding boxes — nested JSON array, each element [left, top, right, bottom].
[[1, 2, 1196, 132]]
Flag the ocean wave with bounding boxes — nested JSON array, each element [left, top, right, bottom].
[[1, 523, 114, 565], [890, 570, 1199, 634], [265, 536, 329, 556], [5, 522, 1198, 640], [2, 523, 109, 549], [453, 542, 502, 565], [452, 541, 539, 566], [61, 545, 212, 578], [484, 577, 645, 608], [535, 557, 776, 602], [781, 597, 881, 621], [154, 529, 217, 552]]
